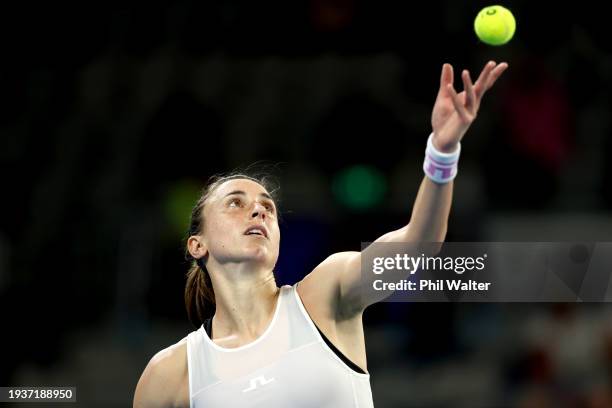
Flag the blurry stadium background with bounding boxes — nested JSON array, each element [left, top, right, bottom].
[[1, 0, 612, 406]]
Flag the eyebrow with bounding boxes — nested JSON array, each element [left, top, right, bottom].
[[224, 190, 274, 201]]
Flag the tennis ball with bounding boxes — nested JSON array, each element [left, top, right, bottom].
[[474, 5, 516, 46]]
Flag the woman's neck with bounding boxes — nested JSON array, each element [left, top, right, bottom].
[[207, 262, 280, 345]]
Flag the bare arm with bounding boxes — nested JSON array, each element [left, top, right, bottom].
[[302, 61, 508, 315]]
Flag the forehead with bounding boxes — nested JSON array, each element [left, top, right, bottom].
[[211, 178, 271, 201]]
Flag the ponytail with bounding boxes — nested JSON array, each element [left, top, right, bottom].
[[184, 260, 215, 327]]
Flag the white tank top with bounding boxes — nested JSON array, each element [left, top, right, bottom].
[[186, 284, 374, 408]]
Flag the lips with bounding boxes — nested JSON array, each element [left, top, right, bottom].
[[244, 225, 269, 239]]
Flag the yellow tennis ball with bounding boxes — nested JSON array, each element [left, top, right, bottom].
[[474, 5, 516, 46]]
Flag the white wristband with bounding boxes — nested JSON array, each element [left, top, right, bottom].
[[423, 133, 461, 184]]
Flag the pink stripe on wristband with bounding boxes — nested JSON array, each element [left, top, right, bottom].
[[423, 158, 457, 182], [426, 153, 457, 167]]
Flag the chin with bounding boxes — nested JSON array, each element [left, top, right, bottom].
[[250, 250, 279, 268], [243, 246, 271, 262]]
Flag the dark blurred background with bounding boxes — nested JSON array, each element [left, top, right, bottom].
[[1, 0, 612, 406]]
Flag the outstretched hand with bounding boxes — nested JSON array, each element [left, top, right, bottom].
[[431, 61, 508, 152]]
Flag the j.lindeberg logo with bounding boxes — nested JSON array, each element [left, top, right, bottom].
[[242, 375, 276, 392]]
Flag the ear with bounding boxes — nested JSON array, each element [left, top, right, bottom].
[[187, 235, 208, 261]]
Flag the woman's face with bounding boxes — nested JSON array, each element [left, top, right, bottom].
[[200, 178, 280, 269]]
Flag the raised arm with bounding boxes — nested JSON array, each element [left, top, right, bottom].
[[408, 61, 508, 239], [301, 61, 508, 315]]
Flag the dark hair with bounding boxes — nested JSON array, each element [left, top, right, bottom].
[[184, 172, 279, 328]]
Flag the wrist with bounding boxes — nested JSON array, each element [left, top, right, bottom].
[[432, 137, 460, 154], [423, 133, 461, 184]]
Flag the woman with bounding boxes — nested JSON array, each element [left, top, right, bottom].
[[133, 61, 508, 407]]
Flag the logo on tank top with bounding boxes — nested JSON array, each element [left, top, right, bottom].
[[242, 375, 276, 392]]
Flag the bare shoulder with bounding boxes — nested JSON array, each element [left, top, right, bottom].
[[133, 337, 190, 408], [299, 251, 360, 315]]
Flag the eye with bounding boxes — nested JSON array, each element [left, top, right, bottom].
[[264, 202, 275, 213], [228, 197, 242, 208]]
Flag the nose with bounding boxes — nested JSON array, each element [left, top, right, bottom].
[[251, 202, 266, 220]]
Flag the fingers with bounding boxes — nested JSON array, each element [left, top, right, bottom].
[[446, 84, 470, 123], [439, 63, 454, 92], [474, 61, 496, 98], [440, 61, 508, 125], [485, 62, 509, 91], [462, 70, 476, 112]]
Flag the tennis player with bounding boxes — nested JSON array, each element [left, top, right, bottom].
[[133, 61, 508, 407]]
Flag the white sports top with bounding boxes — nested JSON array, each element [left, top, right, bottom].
[[186, 284, 374, 407]]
